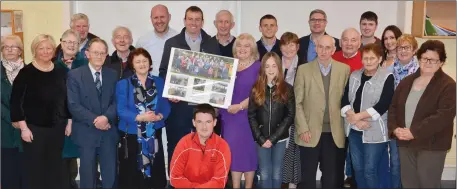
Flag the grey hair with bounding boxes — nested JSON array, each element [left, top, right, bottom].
[[61, 29, 81, 43], [111, 26, 133, 41]]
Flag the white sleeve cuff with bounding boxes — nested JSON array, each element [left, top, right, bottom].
[[366, 107, 381, 120], [341, 105, 352, 117]]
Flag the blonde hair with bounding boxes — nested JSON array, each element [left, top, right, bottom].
[[1, 34, 23, 52], [232, 33, 259, 61], [31, 34, 56, 58], [111, 26, 133, 40], [397, 34, 418, 51], [70, 13, 89, 28], [61, 29, 81, 44]]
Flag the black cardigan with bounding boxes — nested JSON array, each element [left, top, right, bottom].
[[257, 39, 282, 61]]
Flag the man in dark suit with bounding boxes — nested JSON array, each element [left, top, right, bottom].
[[298, 9, 341, 66], [257, 14, 282, 60], [159, 5, 220, 173], [67, 38, 118, 189]]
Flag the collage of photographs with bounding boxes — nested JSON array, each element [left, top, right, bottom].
[[165, 48, 237, 108]]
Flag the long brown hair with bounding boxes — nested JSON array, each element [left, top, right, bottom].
[[252, 52, 288, 106]]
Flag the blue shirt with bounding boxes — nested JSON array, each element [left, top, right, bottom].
[[307, 36, 317, 62], [318, 60, 332, 76], [261, 38, 276, 52]]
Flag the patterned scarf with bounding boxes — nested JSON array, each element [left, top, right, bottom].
[[130, 74, 160, 177], [2, 58, 24, 84], [393, 56, 419, 88], [282, 55, 299, 85]]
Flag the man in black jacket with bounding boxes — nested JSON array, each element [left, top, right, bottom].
[[104, 26, 135, 80], [257, 14, 282, 60], [297, 9, 341, 66], [159, 5, 220, 173]]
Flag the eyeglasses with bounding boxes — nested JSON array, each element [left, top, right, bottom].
[[397, 45, 412, 52], [62, 40, 79, 46], [419, 57, 441, 64], [3, 46, 20, 51], [310, 19, 326, 23], [90, 51, 107, 57]]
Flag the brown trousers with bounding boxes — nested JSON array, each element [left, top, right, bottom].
[[398, 147, 447, 188]]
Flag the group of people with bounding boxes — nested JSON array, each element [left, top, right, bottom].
[[172, 52, 232, 81], [1, 3, 455, 189]]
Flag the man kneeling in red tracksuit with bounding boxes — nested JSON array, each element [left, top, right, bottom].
[[170, 103, 231, 188]]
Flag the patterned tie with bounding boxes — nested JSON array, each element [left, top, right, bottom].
[[95, 72, 101, 95]]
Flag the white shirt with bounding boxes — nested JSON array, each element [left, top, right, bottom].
[[136, 27, 178, 77], [88, 63, 102, 85]]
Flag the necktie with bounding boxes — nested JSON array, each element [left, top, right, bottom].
[[95, 72, 101, 95]]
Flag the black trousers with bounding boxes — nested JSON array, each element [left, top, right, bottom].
[[298, 133, 345, 189], [118, 129, 167, 189], [22, 122, 66, 189], [62, 157, 79, 189], [1, 147, 26, 189]]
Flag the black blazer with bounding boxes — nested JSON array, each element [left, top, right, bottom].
[[104, 45, 135, 80], [159, 27, 220, 79], [257, 39, 282, 61], [158, 27, 220, 134], [297, 33, 341, 66]]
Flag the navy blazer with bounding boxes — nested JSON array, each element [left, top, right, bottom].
[[67, 64, 118, 147], [115, 74, 171, 134]]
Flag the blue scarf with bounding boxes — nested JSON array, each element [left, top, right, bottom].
[[130, 74, 161, 177], [393, 57, 419, 88]]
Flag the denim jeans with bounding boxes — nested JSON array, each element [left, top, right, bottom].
[[348, 130, 388, 189], [257, 140, 287, 189], [389, 139, 401, 188]]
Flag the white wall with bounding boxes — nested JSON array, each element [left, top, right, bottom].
[[240, 1, 399, 40], [74, 1, 403, 54], [73, 1, 239, 54]]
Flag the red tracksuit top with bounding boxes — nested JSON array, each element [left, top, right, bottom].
[[170, 132, 231, 188]]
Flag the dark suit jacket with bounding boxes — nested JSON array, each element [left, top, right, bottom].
[[67, 64, 118, 147], [104, 45, 135, 80], [297, 33, 341, 66], [256, 39, 282, 61], [159, 27, 220, 79], [158, 27, 220, 136]]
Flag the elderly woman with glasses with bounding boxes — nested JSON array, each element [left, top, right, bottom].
[[1, 34, 26, 189], [54, 29, 88, 189], [388, 40, 456, 188]]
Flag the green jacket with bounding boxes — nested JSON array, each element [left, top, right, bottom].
[[1, 63, 23, 151], [54, 57, 88, 71], [54, 57, 88, 158]]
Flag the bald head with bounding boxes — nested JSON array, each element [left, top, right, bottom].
[[214, 10, 235, 37], [340, 27, 361, 56], [317, 35, 335, 47], [316, 35, 336, 61], [151, 4, 169, 17], [215, 10, 234, 22], [150, 4, 171, 34]]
